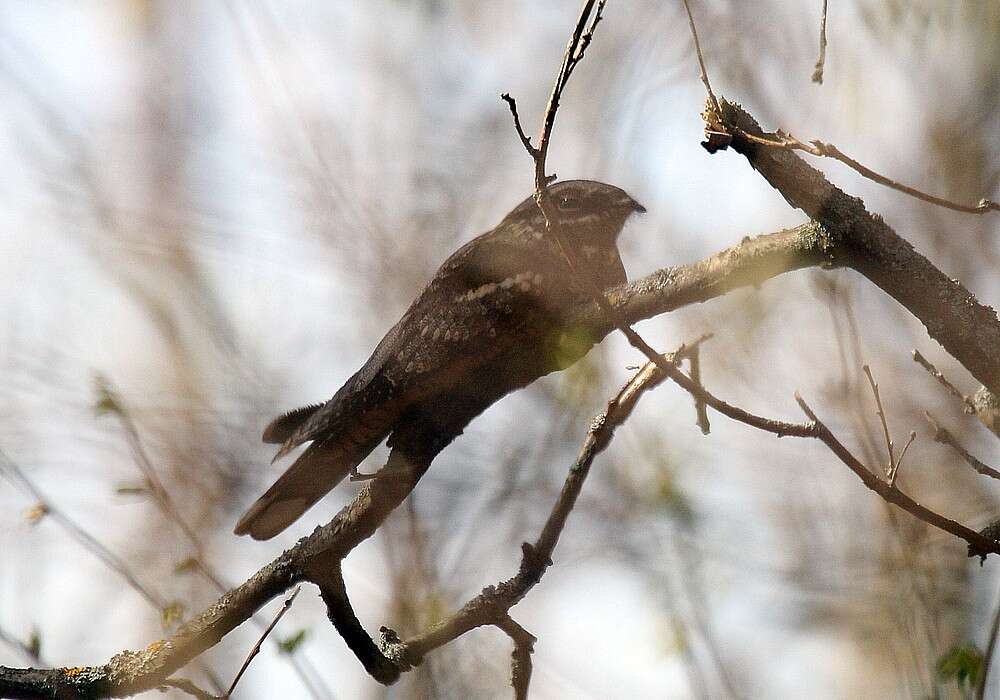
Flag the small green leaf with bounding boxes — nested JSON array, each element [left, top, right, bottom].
[[161, 601, 186, 627], [652, 469, 695, 526], [277, 629, 309, 654], [173, 558, 199, 575], [27, 629, 41, 659], [936, 643, 982, 692], [93, 375, 122, 416]]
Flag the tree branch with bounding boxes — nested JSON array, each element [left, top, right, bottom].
[[712, 100, 1000, 395]]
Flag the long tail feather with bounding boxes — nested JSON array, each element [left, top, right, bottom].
[[235, 426, 388, 540], [262, 403, 324, 444]]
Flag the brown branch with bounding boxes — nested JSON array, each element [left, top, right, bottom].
[[642, 359, 1000, 557], [732, 128, 998, 215], [496, 616, 535, 700], [0, 449, 167, 611], [912, 349, 976, 412], [396, 341, 704, 669], [312, 562, 402, 685], [0, 224, 831, 699], [713, 100, 1000, 395], [499, 93, 536, 157], [533, 0, 606, 190], [924, 412, 1000, 481], [812, 0, 829, 84], [3, 208, 996, 696], [224, 587, 301, 698], [682, 0, 720, 115], [159, 677, 218, 700], [688, 344, 711, 434], [862, 364, 896, 478]]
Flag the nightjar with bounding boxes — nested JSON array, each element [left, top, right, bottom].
[[235, 180, 644, 539]]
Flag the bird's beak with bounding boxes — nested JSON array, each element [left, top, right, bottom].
[[617, 192, 646, 214]]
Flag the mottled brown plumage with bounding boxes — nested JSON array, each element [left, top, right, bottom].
[[235, 180, 644, 539]]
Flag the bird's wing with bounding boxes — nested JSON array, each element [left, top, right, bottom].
[[278, 233, 564, 454]]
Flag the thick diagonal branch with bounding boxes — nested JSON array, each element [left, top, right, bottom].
[[714, 100, 1000, 395]]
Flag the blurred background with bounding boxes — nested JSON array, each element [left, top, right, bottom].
[[1, 1, 998, 698]]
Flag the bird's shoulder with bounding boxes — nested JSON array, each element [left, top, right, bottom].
[[281, 223, 575, 447]]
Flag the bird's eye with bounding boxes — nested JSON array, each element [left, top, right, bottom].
[[557, 196, 581, 211]]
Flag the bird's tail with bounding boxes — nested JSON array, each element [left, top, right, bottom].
[[234, 432, 383, 540]]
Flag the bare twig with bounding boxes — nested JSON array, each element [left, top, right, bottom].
[[682, 0, 720, 115], [862, 364, 896, 479], [97, 378, 330, 700], [638, 361, 1000, 557], [503, 0, 699, 446], [0, 449, 167, 611], [924, 413, 1000, 481], [395, 340, 708, 677], [732, 129, 998, 215], [499, 93, 536, 157], [812, 0, 829, 84], [97, 377, 227, 591], [496, 615, 535, 700], [687, 344, 711, 434], [912, 350, 977, 412], [225, 587, 301, 698], [159, 677, 218, 700], [713, 101, 1000, 396], [530, 0, 606, 191]]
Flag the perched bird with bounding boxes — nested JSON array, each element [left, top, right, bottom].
[[235, 180, 644, 540]]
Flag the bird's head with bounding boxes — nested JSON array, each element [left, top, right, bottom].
[[505, 179, 645, 241], [503, 180, 644, 290]]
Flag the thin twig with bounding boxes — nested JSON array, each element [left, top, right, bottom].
[[641, 363, 1000, 557], [504, 1, 698, 424], [681, 0, 720, 115], [0, 449, 167, 611], [862, 364, 896, 479], [734, 129, 998, 215], [225, 587, 302, 698], [812, 0, 829, 84], [912, 350, 977, 412], [397, 339, 709, 669], [159, 677, 219, 700], [98, 377, 227, 591], [893, 431, 916, 487], [924, 413, 1000, 481], [687, 346, 711, 434], [97, 378, 330, 700], [496, 616, 535, 700], [532, 0, 606, 190], [499, 93, 536, 157]]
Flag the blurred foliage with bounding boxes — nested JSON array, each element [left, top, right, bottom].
[[92, 375, 123, 417], [26, 630, 41, 661], [935, 643, 982, 695], [160, 601, 186, 628], [23, 503, 48, 526], [172, 557, 199, 575], [277, 629, 309, 655]]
